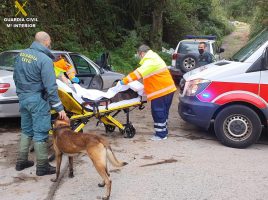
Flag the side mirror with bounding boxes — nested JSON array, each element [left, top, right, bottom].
[[218, 47, 225, 53]]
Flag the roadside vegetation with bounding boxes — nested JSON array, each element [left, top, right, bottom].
[[222, 0, 268, 36], [221, 23, 250, 59], [0, 0, 267, 73]]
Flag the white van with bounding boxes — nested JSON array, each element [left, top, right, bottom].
[[179, 28, 268, 148]]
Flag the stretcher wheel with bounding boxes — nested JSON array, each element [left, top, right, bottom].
[[124, 124, 136, 138], [119, 128, 124, 134], [105, 125, 116, 133]]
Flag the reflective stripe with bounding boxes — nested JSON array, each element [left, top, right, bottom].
[[134, 70, 141, 79], [154, 122, 167, 126], [143, 67, 167, 79], [147, 85, 176, 99], [155, 128, 167, 132], [52, 101, 62, 108], [127, 75, 133, 82], [211, 90, 268, 105]]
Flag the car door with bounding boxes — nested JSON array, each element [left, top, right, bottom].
[[86, 58, 124, 90], [69, 54, 103, 90]]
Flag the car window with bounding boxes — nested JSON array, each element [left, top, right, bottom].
[[178, 41, 210, 54], [53, 53, 68, 61], [70, 54, 96, 74], [0, 52, 19, 71]]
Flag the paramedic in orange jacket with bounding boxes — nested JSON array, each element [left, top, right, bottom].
[[121, 45, 177, 141], [53, 56, 80, 85]]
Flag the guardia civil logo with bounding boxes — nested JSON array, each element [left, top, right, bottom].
[[3, 0, 38, 28], [15, 0, 28, 17]]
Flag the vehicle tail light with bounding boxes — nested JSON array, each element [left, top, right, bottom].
[[0, 83, 10, 93]]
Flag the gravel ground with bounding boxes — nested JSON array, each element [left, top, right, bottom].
[[1, 92, 268, 200], [52, 93, 268, 200]]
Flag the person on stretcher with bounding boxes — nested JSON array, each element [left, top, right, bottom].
[[53, 55, 80, 85], [56, 79, 144, 107]]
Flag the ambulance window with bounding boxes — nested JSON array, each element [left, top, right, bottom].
[[265, 48, 268, 69], [232, 29, 268, 62]]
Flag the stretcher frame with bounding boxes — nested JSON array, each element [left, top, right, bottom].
[[52, 88, 146, 138]]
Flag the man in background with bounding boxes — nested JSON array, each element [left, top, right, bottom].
[[198, 42, 215, 66]]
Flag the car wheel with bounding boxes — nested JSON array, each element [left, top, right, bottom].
[[214, 105, 262, 148], [180, 54, 198, 73]]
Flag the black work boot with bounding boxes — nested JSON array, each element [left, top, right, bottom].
[[16, 160, 34, 171], [36, 163, 56, 176], [34, 141, 56, 176], [15, 134, 34, 171]]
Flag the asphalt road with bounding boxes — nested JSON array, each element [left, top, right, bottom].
[[2, 91, 268, 200]]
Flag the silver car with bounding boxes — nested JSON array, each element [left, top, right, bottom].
[[0, 50, 124, 118]]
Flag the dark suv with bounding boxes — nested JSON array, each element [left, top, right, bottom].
[[169, 35, 224, 81]]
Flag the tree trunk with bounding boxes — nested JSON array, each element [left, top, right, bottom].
[[150, 0, 165, 50]]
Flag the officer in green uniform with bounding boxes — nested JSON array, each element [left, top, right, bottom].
[[13, 31, 67, 176]]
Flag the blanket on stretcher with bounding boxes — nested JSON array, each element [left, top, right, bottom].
[[56, 80, 144, 107]]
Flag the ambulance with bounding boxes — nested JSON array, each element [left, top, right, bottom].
[[179, 28, 268, 148]]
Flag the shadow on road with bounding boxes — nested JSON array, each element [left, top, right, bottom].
[[257, 129, 268, 145], [0, 117, 21, 133]]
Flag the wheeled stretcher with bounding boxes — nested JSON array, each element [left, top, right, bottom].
[[52, 80, 146, 138]]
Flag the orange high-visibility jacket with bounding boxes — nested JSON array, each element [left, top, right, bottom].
[[53, 58, 76, 80], [122, 50, 176, 101]]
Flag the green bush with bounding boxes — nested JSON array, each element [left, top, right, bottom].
[[109, 31, 140, 74], [0, 0, 237, 74]]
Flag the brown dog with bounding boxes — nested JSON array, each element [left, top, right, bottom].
[[51, 118, 128, 200]]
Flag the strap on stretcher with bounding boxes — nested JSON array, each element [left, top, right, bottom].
[[81, 97, 110, 114]]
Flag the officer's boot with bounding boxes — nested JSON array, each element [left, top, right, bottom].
[[34, 141, 56, 176], [15, 134, 34, 171]]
